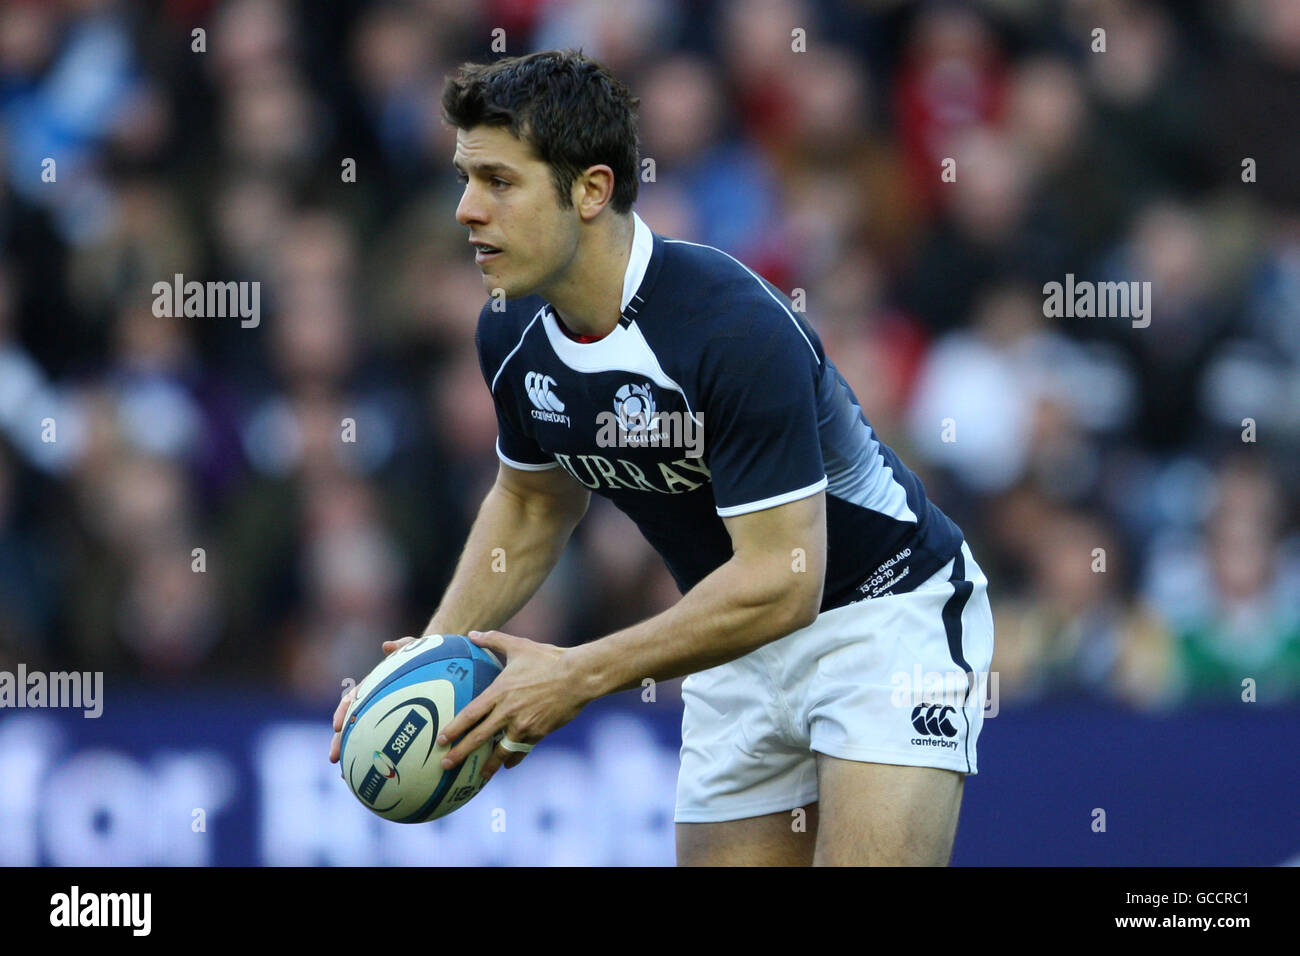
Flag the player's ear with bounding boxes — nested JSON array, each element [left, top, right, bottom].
[[574, 165, 615, 222]]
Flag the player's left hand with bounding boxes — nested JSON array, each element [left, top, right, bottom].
[[437, 629, 590, 780]]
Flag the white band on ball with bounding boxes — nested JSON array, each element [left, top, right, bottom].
[[499, 737, 534, 753]]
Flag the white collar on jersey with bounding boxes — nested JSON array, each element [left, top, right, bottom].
[[619, 210, 654, 315]]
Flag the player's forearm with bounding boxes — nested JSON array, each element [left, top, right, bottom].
[[424, 482, 581, 637], [566, 555, 821, 700]]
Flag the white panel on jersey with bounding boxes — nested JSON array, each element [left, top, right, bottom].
[[542, 309, 700, 425], [821, 376, 916, 522]]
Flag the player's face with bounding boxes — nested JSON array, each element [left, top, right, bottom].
[[453, 125, 579, 299]]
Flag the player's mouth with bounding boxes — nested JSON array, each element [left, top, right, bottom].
[[470, 240, 502, 264]]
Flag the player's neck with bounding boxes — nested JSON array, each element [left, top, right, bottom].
[[541, 214, 634, 341]]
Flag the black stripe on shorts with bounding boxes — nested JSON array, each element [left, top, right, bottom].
[[941, 547, 975, 773]]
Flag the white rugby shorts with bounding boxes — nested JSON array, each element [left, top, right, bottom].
[[675, 540, 994, 823]]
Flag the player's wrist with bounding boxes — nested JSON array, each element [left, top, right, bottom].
[[563, 639, 618, 703]]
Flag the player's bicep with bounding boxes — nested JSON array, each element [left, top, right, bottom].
[[721, 490, 826, 614], [495, 460, 590, 523]]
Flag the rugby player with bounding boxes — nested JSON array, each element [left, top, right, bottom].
[[330, 49, 994, 866]]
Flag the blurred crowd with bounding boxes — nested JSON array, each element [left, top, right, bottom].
[[0, 0, 1297, 709]]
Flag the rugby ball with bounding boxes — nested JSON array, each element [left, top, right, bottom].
[[339, 634, 504, 823]]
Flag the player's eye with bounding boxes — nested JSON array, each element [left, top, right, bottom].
[[490, 177, 510, 189]]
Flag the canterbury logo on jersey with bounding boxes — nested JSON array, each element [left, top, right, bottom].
[[910, 703, 959, 749], [525, 371, 570, 426]]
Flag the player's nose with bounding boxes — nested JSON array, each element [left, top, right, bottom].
[[456, 184, 486, 227]]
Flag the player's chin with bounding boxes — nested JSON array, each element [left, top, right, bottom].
[[484, 275, 534, 301]]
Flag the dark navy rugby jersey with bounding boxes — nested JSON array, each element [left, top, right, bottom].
[[475, 212, 963, 613]]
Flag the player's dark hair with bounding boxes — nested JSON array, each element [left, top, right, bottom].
[[441, 49, 640, 215]]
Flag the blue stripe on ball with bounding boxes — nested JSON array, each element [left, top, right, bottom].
[[363, 635, 474, 699], [469, 644, 504, 698], [340, 656, 472, 764]]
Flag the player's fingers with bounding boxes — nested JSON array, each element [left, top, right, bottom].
[[467, 629, 520, 656], [484, 734, 534, 778], [482, 745, 505, 779], [329, 687, 358, 764], [332, 686, 357, 732], [440, 705, 505, 771], [435, 687, 498, 752], [481, 729, 523, 778], [381, 635, 416, 655], [441, 719, 493, 769]]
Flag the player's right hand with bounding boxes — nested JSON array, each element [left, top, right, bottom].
[[329, 636, 418, 764]]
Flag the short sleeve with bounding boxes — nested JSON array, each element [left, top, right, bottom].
[[476, 306, 558, 471], [700, 317, 827, 516]]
